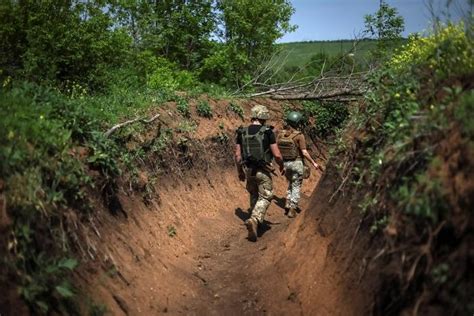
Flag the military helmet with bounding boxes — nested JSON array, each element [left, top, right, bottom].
[[286, 111, 303, 127], [250, 104, 271, 120]]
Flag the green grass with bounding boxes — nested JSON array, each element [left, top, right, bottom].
[[275, 40, 378, 68]]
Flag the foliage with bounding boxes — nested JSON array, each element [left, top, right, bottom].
[[364, 0, 405, 57], [216, 0, 296, 85], [146, 55, 197, 91], [1, 1, 297, 91], [335, 22, 473, 313], [228, 101, 244, 119], [112, 0, 216, 70], [389, 23, 473, 77], [0, 80, 175, 312], [0, 83, 91, 312], [0, 1, 131, 90], [302, 101, 349, 138], [176, 97, 191, 118], [197, 100, 213, 118]]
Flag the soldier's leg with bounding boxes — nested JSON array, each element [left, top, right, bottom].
[[245, 169, 258, 211], [250, 170, 273, 224], [284, 161, 293, 209], [288, 160, 304, 209]]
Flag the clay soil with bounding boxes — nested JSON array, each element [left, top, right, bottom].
[[76, 99, 374, 315]]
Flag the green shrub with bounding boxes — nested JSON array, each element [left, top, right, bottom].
[[197, 100, 213, 118], [228, 101, 244, 119], [0, 83, 92, 312], [176, 97, 191, 117], [302, 101, 349, 137], [146, 56, 197, 91]]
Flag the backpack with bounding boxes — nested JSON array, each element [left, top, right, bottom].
[[238, 125, 273, 166], [277, 130, 301, 160]]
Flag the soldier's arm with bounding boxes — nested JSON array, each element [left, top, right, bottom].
[[301, 149, 320, 170], [235, 144, 245, 180], [270, 144, 284, 173], [298, 135, 321, 170]]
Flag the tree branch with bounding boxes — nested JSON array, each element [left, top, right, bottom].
[[104, 113, 161, 137]]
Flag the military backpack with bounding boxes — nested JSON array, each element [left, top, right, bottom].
[[238, 125, 273, 167], [277, 130, 301, 160]]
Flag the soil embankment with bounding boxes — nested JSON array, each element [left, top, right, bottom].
[[77, 99, 373, 315]]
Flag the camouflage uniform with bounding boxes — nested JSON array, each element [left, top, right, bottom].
[[245, 167, 273, 224], [284, 159, 304, 209]]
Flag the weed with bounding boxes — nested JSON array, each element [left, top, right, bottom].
[[176, 97, 191, 117], [228, 101, 244, 119], [177, 121, 197, 133], [197, 100, 213, 118], [167, 225, 177, 237]]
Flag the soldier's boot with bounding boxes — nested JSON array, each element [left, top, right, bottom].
[[245, 218, 258, 242], [287, 208, 296, 218]]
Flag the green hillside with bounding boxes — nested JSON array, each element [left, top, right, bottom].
[[276, 40, 377, 68]]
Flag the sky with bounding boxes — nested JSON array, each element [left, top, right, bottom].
[[279, 0, 470, 42]]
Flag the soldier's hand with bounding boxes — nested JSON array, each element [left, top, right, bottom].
[[313, 162, 324, 171]]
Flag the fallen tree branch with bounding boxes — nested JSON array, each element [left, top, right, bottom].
[[270, 88, 363, 101], [104, 113, 160, 137]]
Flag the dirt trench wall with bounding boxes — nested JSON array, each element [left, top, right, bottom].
[[253, 163, 378, 315], [73, 98, 376, 315]]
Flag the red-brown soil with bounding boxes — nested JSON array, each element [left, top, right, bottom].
[[74, 99, 374, 315]]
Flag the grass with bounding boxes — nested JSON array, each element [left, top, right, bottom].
[[275, 40, 378, 68]]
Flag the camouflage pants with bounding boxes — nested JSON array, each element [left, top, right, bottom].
[[245, 168, 273, 224], [284, 159, 304, 209]]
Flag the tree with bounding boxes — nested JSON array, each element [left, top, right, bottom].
[[364, 0, 405, 57], [215, 0, 296, 86], [112, 0, 216, 70], [0, 0, 131, 90]]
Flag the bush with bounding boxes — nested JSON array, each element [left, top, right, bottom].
[[302, 101, 349, 138], [228, 101, 244, 119], [146, 56, 197, 91], [334, 22, 473, 314], [197, 100, 213, 118], [0, 83, 91, 312], [176, 97, 191, 117]]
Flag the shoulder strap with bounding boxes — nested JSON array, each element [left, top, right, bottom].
[[289, 130, 302, 139], [258, 125, 269, 134]]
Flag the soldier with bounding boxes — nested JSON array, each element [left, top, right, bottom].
[[235, 105, 284, 242], [277, 111, 320, 218]]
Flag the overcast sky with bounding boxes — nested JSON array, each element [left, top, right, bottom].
[[279, 0, 470, 42]]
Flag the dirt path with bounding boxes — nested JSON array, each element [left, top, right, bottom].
[[183, 174, 316, 315], [81, 167, 326, 315]]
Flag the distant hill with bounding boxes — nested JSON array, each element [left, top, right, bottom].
[[275, 39, 378, 68]]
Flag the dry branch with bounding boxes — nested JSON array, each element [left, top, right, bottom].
[[104, 113, 160, 137], [270, 88, 363, 100]]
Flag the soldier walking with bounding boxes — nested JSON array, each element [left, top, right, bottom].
[[277, 111, 320, 218], [235, 105, 284, 242]]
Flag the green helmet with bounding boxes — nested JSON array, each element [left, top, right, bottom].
[[250, 105, 270, 120], [286, 111, 303, 127]]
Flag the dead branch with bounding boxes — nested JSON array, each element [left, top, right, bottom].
[[270, 88, 364, 101], [104, 113, 160, 137]]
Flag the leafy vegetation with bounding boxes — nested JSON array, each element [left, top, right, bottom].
[[363, 0, 405, 57], [228, 101, 245, 119], [334, 22, 473, 313], [0, 0, 295, 90], [197, 100, 213, 118], [302, 101, 349, 138]]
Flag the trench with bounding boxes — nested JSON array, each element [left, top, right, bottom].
[[77, 100, 374, 315]]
